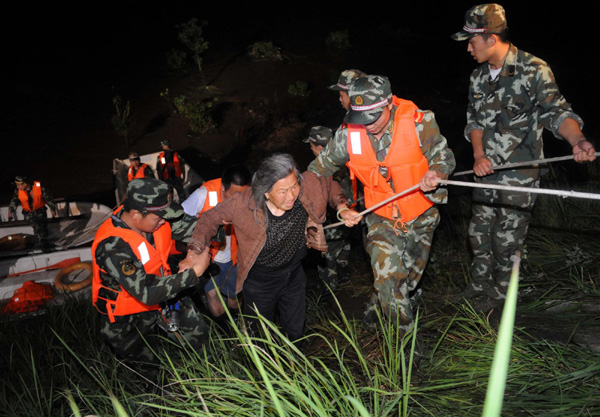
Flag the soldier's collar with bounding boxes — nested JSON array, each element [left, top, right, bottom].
[[500, 44, 518, 77]]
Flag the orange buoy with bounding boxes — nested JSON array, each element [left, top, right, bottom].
[[54, 262, 93, 292]]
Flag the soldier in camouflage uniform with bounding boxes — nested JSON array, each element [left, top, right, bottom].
[[8, 175, 57, 251], [452, 4, 596, 305], [156, 139, 187, 201], [309, 75, 455, 335], [304, 126, 353, 294], [328, 69, 367, 111], [91, 178, 210, 381]]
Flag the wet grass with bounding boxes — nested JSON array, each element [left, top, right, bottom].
[[1, 168, 600, 416]]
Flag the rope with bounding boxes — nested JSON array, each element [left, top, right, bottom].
[[453, 152, 600, 177]]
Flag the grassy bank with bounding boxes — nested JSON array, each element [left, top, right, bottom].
[[2, 168, 599, 416]]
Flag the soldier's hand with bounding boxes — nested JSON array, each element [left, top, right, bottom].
[[573, 139, 596, 163], [420, 170, 445, 192], [178, 252, 195, 272], [473, 155, 494, 177], [337, 205, 362, 227], [180, 250, 211, 277]]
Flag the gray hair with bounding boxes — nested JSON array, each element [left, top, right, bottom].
[[252, 153, 303, 213]]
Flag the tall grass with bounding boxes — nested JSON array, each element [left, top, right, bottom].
[[1, 161, 599, 416], [141, 302, 430, 417], [2, 284, 598, 416]]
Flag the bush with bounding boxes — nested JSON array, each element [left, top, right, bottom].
[[326, 30, 351, 49], [247, 41, 282, 61], [176, 18, 209, 72], [288, 81, 310, 97], [165, 48, 187, 71], [172, 94, 217, 134], [111, 95, 132, 148]]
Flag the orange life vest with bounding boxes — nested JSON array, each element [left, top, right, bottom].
[[91, 207, 172, 323], [158, 151, 182, 180], [346, 97, 433, 223], [18, 181, 45, 212], [1, 281, 54, 314], [199, 178, 238, 265], [127, 163, 150, 181]]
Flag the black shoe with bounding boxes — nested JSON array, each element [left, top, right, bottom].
[[363, 304, 379, 331], [338, 274, 350, 285], [472, 295, 504, 314]]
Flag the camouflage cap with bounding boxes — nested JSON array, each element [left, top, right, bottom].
[[344, 75, 392, 125], [124, 178, 183, 219], [328, 69, 366, 91], [303, 126, 333, 146], [160, 139, 171, 147], [14, 175, 28, 185], [128, 151, 140, 160], [451, 3, 507, 41]]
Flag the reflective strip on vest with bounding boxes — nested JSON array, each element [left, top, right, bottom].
[[208, 191, 219, 207], [138, 242, 150, 264], [350, 132, 362, 155]]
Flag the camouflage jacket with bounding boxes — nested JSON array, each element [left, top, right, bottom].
[[331, 165, 354, 202], [308, 103, 455, 204], [465, 43, 583, 184], [93, 210, 199, 312]]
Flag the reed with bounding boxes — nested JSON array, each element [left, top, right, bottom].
[[1, 164, 599, 416]]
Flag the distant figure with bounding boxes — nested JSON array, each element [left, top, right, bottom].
[[304, 126, 353, 297], [127, 152, 154, 181], [8, 175, 57, 251], [156, 139, 186, 201], [91, 178, 210, 381], [181, 165, 252, 322], [451, 3, 596, 309], [183, 153, 361, 342], [328, 69, 366, 111]]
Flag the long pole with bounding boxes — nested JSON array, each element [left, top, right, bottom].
[[324, 184, 419, 230], [324, 178, 600, 230], [438, 179, 600, 200], [452, 152, 600, 177]]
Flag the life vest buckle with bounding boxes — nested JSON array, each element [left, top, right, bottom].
[[394, 219, 408, 235]]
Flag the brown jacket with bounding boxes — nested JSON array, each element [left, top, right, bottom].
[[188, 171, 348, 293]]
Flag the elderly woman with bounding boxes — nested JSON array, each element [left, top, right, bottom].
[[183, 153, 361, 341]]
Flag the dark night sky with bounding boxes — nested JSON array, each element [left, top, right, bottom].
[[4, 1, 598, 204]]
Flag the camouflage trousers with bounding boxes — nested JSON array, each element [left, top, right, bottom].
[[23, 209, 49, 250], [365, 206, 440, 335], [100, 296, 208, 380], [165, 179, 187, 202], [317, 225, 352, 290], [467, 180, 538, 299]]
